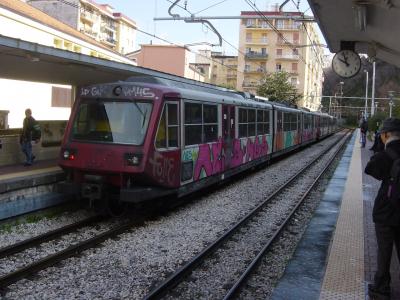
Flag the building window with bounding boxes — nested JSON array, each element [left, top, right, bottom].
[[291, 77, 298, 85], [238, 108, 256, 138], [276, 49, 283, 56], [293, 32, 299, 44], [292, 63, 298, 72], [184, 102, 218, 146], [246, 47, 251, 54], [276, 19, 285, 29], [292, 48, 299, 56], [276, 63, 282, 72], [246, 19, 255, 27], [261, 33, 267, 43], [156, 103, 179, 149], [245, 64, 251, 72], [51, 87, 72, 108], [246, 33, 252, 42]]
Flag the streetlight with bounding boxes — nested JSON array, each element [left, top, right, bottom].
[[339, 81, 344, 120], [388, 91, 395, 117], [364, 69, 369, 119]]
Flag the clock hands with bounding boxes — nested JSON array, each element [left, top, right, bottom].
[[338, 57, 350, 67]]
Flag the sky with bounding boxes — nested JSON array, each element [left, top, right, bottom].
[[104, 0, 325, 56]]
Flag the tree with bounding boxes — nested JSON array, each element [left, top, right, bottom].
[[257, 71, 301, 106]]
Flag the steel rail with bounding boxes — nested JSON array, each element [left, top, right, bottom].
[[223, 130, 353, 299], [0, 215, 104, 260], [143, 129, 351, 300], [0, 219, 141, 289]]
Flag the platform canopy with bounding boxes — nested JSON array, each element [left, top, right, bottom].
[[308, 0, 400, 67], [0, 34, 191, 86]]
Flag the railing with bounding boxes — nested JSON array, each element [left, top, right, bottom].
[[245, 39, 268, 44], [80, 28, 97, 38], [245, 52, 268, 59], [80, 11, 96, 22], [276, 54, 300, 60], [244, 68, 266, 73], [101, 22, 116, 32], [275, 24, 301, 30], [242, 82, 259, 88], [277, 39, 301, 45]]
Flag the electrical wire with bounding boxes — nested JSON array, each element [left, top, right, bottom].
[[193, 0, 230, 15]]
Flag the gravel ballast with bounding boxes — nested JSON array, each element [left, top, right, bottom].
[[1, 132, 349, 299]]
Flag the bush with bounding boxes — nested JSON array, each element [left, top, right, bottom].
[[367, 112, 386, 132]]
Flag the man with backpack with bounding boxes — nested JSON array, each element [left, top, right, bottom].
[[365, 117, 400, 299], [20, 108, 39, 166]]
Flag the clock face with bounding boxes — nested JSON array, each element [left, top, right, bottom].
[[332, 50, 361, 78]]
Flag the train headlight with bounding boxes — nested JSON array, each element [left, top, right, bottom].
[[124, 153, 142, 166], [113, 86, 122, 96], [63, 149, 76, 160]]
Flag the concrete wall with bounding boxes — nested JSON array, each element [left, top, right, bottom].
[[29, 0, 79, 28], [0, 120, 66, 166]]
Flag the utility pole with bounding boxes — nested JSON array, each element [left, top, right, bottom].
[[364, 69, 368, 118], [371, 61, 376, 116]]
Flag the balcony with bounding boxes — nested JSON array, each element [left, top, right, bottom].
[[245, 38, 268, 45], [275, 54, 300, 60], [246, 24, 272, 29], [242, 81, 259, 88], [100, 36, 117, 46], [245, 51, 268, 60], [227, 74, 237, 79], [101, 22, 116, 32], [275, 24, 302, 30], [80, 11, 96, 23], [244, 68, 266, 74], [80, 28, 97, 38], [276, 39, 301, 46]]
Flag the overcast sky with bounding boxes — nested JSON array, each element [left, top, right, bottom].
[[104, 0, 325, 55]]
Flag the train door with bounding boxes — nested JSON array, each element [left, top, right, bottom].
[[275, 110, 283, 151], [222, 104, 235, 169]]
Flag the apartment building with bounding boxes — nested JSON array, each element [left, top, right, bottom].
[[29, 0, 136, 55], [238, 11, 324, 111], [128, 45, 205, 82], [0, 0, 134, 127], [193, 50, 238, 89]]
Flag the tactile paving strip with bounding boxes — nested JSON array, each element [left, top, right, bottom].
[[320, 131, 364, 299]]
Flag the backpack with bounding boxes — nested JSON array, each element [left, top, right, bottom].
[[31, 120, 41, 141], [385, 148, 400, 211]]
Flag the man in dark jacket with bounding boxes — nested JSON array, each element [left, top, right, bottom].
[[20, 108, 35, 166], [365, 117, 400, 299]]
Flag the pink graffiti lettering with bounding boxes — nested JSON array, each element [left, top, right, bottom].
[[149, 152, 175, 185], [194, 139, 225, 180]]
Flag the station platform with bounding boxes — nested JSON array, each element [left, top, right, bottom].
[[0, 159, 66, 220], [272, 131, 400, 300]]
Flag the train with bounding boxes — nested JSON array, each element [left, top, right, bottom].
[[58, 75, 337, 215]]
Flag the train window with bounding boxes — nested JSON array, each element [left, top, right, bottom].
[[185, 103, 202, 124], [248, 109, 256, 137], [238, 108, 248, 138], [291, 114, 298, 131], [204, 105, 218, 123], [184, 102, 218, 146], [156, 103, 179, 149], [257, 110, 270, 135], [72, 100, 152, 145], [283, 112, 291, 131], [156, 107, 167, 148]]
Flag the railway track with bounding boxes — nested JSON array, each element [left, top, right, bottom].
[[0, 130, 349, 294], [143, 129, 352, 299], [0, 214, 138, 290]]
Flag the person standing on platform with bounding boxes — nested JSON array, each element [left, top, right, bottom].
[[360, 117, 368, 148], [20, 108, 36, 166], [365, 117, 400, 300]]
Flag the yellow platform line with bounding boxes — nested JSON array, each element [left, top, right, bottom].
[[320, 131, 364, 299], [0, 166, 62, 182]]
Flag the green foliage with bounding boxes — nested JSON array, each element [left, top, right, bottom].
[[257, 71, 301, 106], [368, 112, 387, 132]]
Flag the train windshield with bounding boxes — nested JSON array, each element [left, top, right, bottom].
[[71, 100, 152, 145]]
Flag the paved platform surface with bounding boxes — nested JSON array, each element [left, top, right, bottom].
[[272, 131, 400, 300]]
